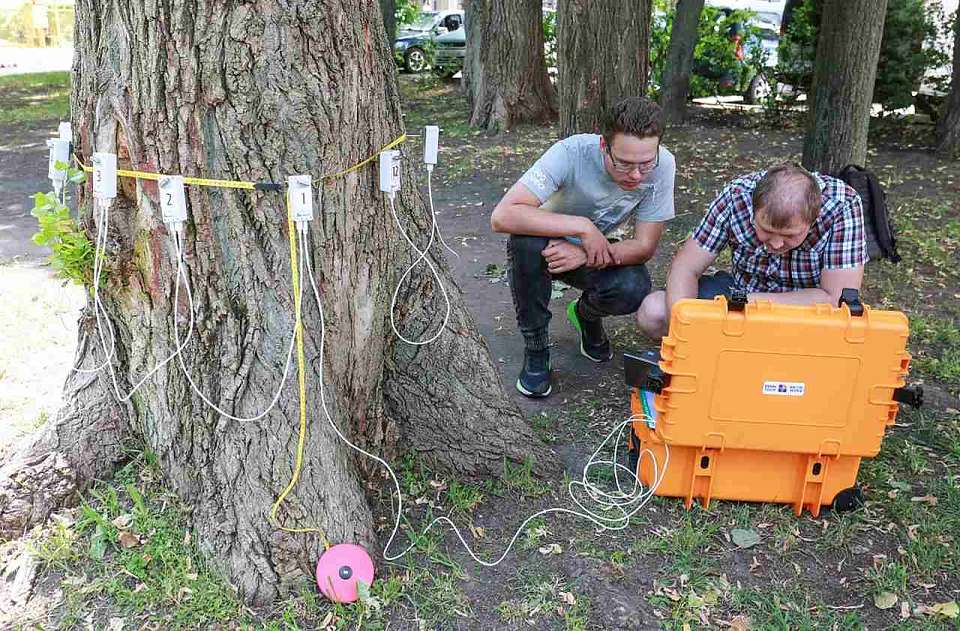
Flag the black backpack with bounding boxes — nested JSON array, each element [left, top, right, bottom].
[[833, 165, 901, 263]]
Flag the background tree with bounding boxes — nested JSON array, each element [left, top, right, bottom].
[[802, 0, 888, 172], [0, 0, 553, 605], [658, 0, 706, 123], [380, 0, 396, 44], [557, 0, 654, 136], [936, 10, 960, 158], [463, 0, 556, 132]]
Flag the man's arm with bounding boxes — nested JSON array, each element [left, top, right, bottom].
[[665, 239, 719, 314], [491, 181, 614, 268], [609, 221, 667, 266], [748, 265, 864, 306]]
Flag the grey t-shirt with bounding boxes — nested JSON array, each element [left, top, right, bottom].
[[519, 133, 676, 236]]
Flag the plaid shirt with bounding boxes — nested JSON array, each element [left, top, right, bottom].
[[692, 171, 868, 293]]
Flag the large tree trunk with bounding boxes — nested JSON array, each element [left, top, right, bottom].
[[462, 0, 556, 132], [379, 0, 397, 45], [801, 0, 888, 172], [0, 0, 553, 606], [935, 10, 960, 159], [658, 0, 705, 123], [557, 0, 653, 136]]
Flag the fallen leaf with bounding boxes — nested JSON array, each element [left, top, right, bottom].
[[559, 591, 576, 606], [929, 601, 959, 618], [108, 617, 124, 631], [729, 614, 751, 630], [731, 528, 761, 549], [111, 514, 133, 529], [118, 530, 140, 549], [538, 543, 562, 556], [468, 524, 485, 540], [910, 495, 938, 506], [874, 592, 898, 610], [900, 600, 911, 619]]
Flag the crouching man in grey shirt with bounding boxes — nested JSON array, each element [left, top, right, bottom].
[[490, 97, 676, 398]]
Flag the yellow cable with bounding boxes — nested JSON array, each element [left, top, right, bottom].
[[320, 133, 407, 181], [268, 193, 329, 545]]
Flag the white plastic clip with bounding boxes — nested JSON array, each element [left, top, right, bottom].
[[92, 152, 118, 200], [379, 150, 401, 199]]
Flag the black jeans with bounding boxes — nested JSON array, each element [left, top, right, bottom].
[[507, 235, 652, 352]]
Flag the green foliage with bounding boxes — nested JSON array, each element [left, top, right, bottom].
[[542, 9, 557, 68], [31, 166, 99, 287], [650, 6, 768, 99], [395, 0, 421, 28], [876, 0, 949, 110], [776, 0, 949, 110]]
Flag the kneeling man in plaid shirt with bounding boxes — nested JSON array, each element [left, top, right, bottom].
[[637, 162, 867, 338]]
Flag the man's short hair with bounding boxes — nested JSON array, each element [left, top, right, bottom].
[[601, 97, 664, 144], [752, 163, 822, 228]]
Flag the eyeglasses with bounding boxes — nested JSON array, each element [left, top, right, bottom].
[[606, 144, 660, 174]]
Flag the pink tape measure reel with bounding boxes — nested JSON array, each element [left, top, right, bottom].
[[315, 544, 374, 603]]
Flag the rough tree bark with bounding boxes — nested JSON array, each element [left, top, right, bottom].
[[462, 0, 556, 133], [802, 0, 888, 172], [935, 10, 960, 159], [658, 0, 706, 123], [0, 0, 554, 606], [379, 0, 397, 45], [557, 0, 653, 136]]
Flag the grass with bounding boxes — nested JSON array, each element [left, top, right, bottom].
[[0, 71, 71, 125], [9, 75, 960, 630]]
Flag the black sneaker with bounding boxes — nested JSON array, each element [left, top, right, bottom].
[[516, 349, 552, 398], [566, 299, 613, 362]]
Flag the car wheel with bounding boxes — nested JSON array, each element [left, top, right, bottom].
[[405, 47, 428, 73], [746, 74, 772, 104]]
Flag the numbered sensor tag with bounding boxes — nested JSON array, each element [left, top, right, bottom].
[[92, 152, 117, 200], [288, 175, 313, 222], [47, 138, 70, 182], [158, 176, 188, 225]]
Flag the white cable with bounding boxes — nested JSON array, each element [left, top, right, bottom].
[[171, 232, 299, 423], [425, 167, 459, 260], [388, 169, 453, 346], [69, 199, 116, 374], [89, 203, 196, 402], [303, 221, 668, 567]]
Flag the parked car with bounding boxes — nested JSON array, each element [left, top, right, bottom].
[[393, 10, 464, 73], [433, 26, 466, 78]]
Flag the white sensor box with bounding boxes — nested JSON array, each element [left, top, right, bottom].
[[58, 121, 72, 141], [158, 176, 188, 225], [379, 150, 401, 195], [288, 175, 314, 222], [424, 125, 439, 165], [92, 152, 118, 199], [47, 138, 70, 181]]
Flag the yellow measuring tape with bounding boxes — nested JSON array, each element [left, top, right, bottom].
[[268, 194, 329, 544], [73, 133, 407, 542], [74, 133, 407, 188]]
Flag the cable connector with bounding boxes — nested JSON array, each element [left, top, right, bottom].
[[158, 175, 188, 237], [288, 175, 314, 232], [379, 150, 401, 200], [47, 138, 70, 195], [423, 125, 439, 173], [92, 152, 118, 200]]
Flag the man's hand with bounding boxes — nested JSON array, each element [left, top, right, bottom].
[[542, 239, 587, 274], [578, 222, 614, 268]]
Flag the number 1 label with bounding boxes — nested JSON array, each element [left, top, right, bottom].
[[288, 175, 313, 222]]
